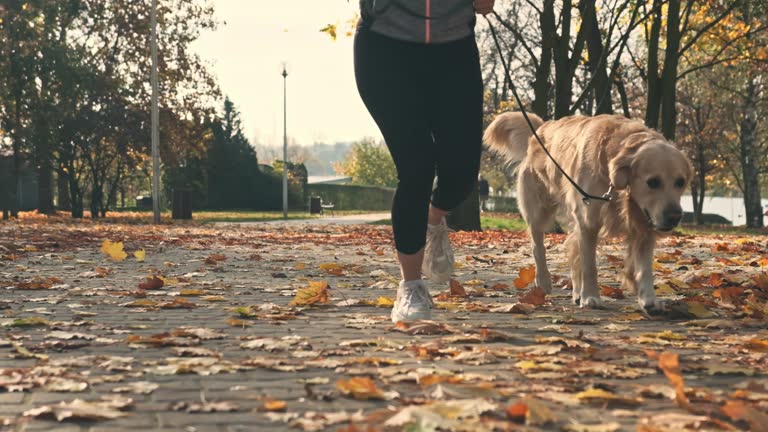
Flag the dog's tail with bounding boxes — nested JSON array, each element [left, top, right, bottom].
[[483, 111, 544, 164]]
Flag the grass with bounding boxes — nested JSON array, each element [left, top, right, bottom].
[[3, 209, 376, 224], [369, 212, 529, 231]]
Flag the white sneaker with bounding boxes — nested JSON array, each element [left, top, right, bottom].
[[422, 218, 455, 283], [391, 280, 433, 323]]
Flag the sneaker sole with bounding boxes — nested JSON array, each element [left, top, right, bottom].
[[391, 309, 432, 323]]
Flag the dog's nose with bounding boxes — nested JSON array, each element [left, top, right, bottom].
[[663, 206, 683, 227]]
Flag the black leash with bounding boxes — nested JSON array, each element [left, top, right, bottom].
[[484, 13, 613, 204]]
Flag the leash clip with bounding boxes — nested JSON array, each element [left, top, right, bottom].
[[601, 184, 615, 202]]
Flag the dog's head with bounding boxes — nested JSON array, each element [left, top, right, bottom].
[[609, 135, 692, 232]]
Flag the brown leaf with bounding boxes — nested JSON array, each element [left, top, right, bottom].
[[600, 285, 625, 299], [138, 276, 164, 290], [205, 253, 226, 265], [519, 287, 546, 306], [449, 279, 469, 297]]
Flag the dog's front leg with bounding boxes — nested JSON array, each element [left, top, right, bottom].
[[530, 229, 552, 293], [633, 234, 661, 312], [578, 228, 602, 308]]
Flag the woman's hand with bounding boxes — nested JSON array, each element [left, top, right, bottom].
[[474, 0, 495, 15]]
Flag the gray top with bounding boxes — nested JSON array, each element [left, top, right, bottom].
[[359, 0, 476, 44]]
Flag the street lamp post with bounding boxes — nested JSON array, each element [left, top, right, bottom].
[[150, 0, 161, 224], [282, 63, 288, 220]]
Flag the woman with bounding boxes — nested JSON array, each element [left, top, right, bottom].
[[354, 0, 494, 322]]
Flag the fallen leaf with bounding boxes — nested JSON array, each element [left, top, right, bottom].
[[111, 381, 159, 395], [658, 351, 690, 409], [505, 401, 527, 423], [335, 377, 395, 401], [24, 398, 129, 421], [721, 400, 768, 430], [519, 287, 546, 306], [100, 240, 127, 262], [262, 399, 287, 412], [514, 265, 536, 289], [449, 279, 469, 297], [138, 276, 164, 290], [134, 250, 146, 262], [289, 281, 330, 306], [172, 401, 239, 413]]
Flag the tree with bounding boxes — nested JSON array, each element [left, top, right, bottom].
[[335, 138, 397, 188]]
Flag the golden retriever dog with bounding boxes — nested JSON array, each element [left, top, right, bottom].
[[484, 113, 692, 311]]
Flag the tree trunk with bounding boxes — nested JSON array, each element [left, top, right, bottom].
[[692, 142, 707, 225], [580, 0, 613, 115], [660, 0, 681, 140], [740, 78, 763, 228], [447, 188, 482, 232], [57, 169, 71, 211], [553, 0, 572, 119], [645, 0, 663, 129], [37, 157, 54, 214], [532, 0, 555, 119], [68, 168, 83, 218]]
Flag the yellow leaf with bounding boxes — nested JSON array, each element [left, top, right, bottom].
[[576, 388, 619, 400], [289, 281, 330, 307], [376, 296, 394, 307], [295, 262, 307, 270], [686, 302, 717, 318], [158, 276, 179, 286], [655, 283, 677, 296], [180, 289, 206, 296], [101, 240, 127, 262], [134, 250, 146, 262]]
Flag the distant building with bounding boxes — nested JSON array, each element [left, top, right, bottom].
[[307, 175, 352, 185]]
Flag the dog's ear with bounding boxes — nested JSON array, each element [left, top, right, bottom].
[[609, 138, 645, 190]]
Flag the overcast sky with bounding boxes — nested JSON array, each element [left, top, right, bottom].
[[191, 1, 381, 147]]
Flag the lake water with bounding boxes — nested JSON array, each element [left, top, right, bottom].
[[681, 195, 768, 226]]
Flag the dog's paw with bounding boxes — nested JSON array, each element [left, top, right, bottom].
[[639, 297, 666, 315], [579, 296, 604, 309], [536, 278, 552, 295]]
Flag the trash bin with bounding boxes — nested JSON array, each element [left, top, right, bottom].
[[136, 196, 153, 210], [309, 196, 322, 214], [172, 189, 192, 220]]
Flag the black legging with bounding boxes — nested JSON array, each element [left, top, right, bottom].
[[354, 27, 483, 254]]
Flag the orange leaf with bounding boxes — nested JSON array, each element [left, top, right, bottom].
[[722, 400, 768, 430], [707, 273, 725, 287], [600, 285, 625, 299], [506, 401, 528, 423], [712, 243, 730, 252], [514, 265, 536, 289], [449, 279, 468, 297], [263, 399, 287, 412], [658, 351, 690, 409], [519, 287, 546, 306], [335, 377, 385, 400]]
